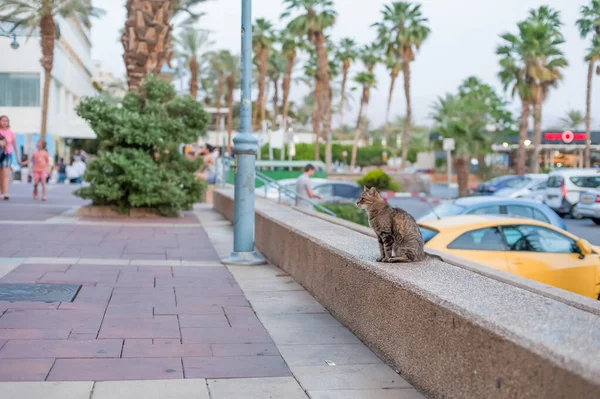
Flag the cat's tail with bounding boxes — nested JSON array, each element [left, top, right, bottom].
[[427, 254, 444, 262]]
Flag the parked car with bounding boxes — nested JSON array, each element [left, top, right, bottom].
[[544, 168, 600, 217], [493, 174, 547, 200], [257, 178, 328, 201], [419, 215, 599, 299], [475, 175, 529, 195], [418, 196, 566, 231], [575, 190, 600, 225], [311, 181, 362, 204]]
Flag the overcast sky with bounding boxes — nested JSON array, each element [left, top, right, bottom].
[[92, 0, 599, 129]]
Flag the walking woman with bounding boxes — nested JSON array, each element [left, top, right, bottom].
[[0, 115, 19, 200]]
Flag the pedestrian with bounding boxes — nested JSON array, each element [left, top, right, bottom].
[[21, 140, 50, 201], [295, 164, 322, 210], [57, 158, 67, 183], [0, 115, 20, 200]]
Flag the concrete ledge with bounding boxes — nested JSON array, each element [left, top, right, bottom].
[[214, 188, 600, 399]]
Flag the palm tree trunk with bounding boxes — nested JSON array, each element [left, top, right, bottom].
[[585, 60, 594, 168], [456, 156, 469, 198], [313, 32, 332, 150], [189, 58, 198, 99], [531, 102, 542, 173], [122, 0, 173, 92], [383, 70, 398, 147], [312, 78, 322, 161], [350, 88, 367, 170], [226, 77, 234, 154], [215, 78, 223, 131], [400, 60, 412, 169], [281, 54, 294, 132], [272, 78, 279, 127], [338, 63, 349, 139], [516, 100, 530, 175], [259, 47, 268, 130], [39, 11, 55, 142]]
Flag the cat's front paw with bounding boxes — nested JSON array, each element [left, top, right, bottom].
[[377, 257, 388, 263]]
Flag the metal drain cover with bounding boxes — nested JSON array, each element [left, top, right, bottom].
[[0, 284, 81, 302]]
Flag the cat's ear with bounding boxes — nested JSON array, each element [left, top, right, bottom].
[[363, 186, 368, 192], [369, 187, 377, 194]]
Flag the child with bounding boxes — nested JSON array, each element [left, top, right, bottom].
[[22, 141, 50, 201]]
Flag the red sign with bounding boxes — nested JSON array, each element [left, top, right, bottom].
[[544, 132, 586, 143]]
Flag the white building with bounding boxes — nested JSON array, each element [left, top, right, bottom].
[[0, 17, 95, 163], [92, 61, 126, 98]]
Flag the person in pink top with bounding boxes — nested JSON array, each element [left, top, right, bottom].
[[21, 140, 50, 201], [0, 115, 20, 200]]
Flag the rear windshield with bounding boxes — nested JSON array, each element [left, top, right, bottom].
[[420, 227, 438, 243], [419, 203, 465, 221], [547, 176, 564, 188], [570, 176, 600, 188]]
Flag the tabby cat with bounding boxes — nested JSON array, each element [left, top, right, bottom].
[[356, 187, 426, 263]]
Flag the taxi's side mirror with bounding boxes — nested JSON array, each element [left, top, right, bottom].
[[576, 239, 593, 258]]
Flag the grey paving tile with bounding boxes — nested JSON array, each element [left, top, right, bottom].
[[92, 379, 209, 399], [183, 356, 291, 378], [277, 344, 383, 367], [259, 313, 343, 329], [0, 381, 94, 399], [266, 326, 362, 345], [307, 389, 426, 399], [208, 377, 307, 399], [291, 364, 411, 390]]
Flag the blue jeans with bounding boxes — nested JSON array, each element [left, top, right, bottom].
[[58, 173, 66, 183]]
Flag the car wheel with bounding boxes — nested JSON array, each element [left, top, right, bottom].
[[592, 218, 600, 225], [571, 205, 584, 220]]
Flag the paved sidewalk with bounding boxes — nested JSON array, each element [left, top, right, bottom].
[[0, 184, 425, 398]]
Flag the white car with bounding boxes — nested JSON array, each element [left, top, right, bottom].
[[493, 174, 547, 200], [544, 168, 600, 217], [256, 178, 328, 203], [575, 189, 600, 224]]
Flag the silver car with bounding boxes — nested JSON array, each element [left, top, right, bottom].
[[575, 190, 600, 225], [493, 174, 548, 201]]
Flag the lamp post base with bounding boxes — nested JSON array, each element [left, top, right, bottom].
[[222, 251, 267, 266]]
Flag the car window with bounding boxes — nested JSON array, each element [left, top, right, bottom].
[[502, 225, 578, 253], [506, 205, 533, 219], [468, 206, 501, 215], [419, 203, 465, 221], [569, 176, 600, 188], [334, 184, 361, 199], [533, 181, 547, 190], [547, 176, 564, 188], [531, 209, 550, 224], [313, 184, 333, 197], [506, 178, 529, 188], [420, 227, 438, 243], [448, 227, 506, 251]]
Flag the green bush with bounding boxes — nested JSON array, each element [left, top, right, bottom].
[[319, 203, 369, 227], [75, 75, 208, 216], [356, 169, 401, 192]]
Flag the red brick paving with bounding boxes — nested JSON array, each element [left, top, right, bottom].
[[0, 220, 291, 381]]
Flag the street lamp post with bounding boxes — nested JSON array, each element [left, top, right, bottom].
[[222, 0, 266, 266]]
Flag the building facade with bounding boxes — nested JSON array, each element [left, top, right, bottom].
[[0, 17, 95, 165]]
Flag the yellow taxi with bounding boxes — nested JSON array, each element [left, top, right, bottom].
[[419, 215, 600, 300]]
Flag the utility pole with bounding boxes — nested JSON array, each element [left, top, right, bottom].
[[222, 0, 266, 266]]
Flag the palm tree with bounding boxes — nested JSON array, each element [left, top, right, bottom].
[[220, 51, 240, 153], [526, 6, 567, 173], [374, 1, 430, 169], [1, 0, 104, 141], [268, 52, 287, 128], [335, 38, 358, 137], [252, 18, 275, 132], [283, 0, 337, 145], [176, 28, 213, 99], [577, 0, 600, 167], [560, 110, 586, 130], [121, 0, 208, 92], [280, 31, 305, 132], [383, 56, 402, 146], [350, 72, 377, 170]]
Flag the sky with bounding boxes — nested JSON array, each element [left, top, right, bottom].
[[91, 0, 600, 130]]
